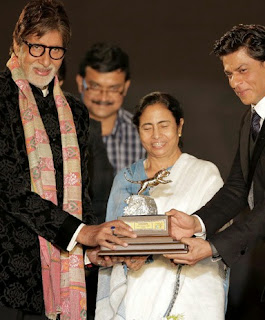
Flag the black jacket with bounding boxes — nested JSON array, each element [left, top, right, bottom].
[[88, 119, 114, 224], [197, 107, 265, 317]]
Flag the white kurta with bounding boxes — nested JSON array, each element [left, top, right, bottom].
[[96, 153, 227, 320]]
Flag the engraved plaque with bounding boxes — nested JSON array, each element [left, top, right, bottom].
[[118, 215, 168, 236]]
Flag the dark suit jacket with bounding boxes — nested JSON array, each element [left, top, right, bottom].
[[88, 119, 114, 225], [197, 108, 265, 317], [197, 108, 265, 267]]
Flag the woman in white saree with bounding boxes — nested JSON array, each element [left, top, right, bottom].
[[95, 92, 228, 320]]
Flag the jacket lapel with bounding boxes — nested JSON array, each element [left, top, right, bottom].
[[240, 109, 251, 183], [248, 119, 265, 186]]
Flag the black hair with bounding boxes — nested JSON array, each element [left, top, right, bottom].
[[78, 42, 130, 80], [213, 24, 265, 61]]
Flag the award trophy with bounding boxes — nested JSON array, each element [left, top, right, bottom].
[[99, 168, 188, 255]]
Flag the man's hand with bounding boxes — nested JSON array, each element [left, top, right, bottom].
[[164, 237, 212, 266], [166, 209, 202, 239], [77, 220, 137, 250]]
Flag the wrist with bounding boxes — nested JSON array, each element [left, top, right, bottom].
[[208, 241, 222, 262], [77, 225, 94, 246], [76, 225, 85, 243], [193, 216, 203, 233]]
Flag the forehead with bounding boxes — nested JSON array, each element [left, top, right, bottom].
[[25, 30, 63, 47], [222, 47, 258, 71], [84, 66, 126, 85], [140, 103, 174, 122]]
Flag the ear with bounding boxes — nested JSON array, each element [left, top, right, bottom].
[[76, 74, 83, 93], [178, 118, 184, 136], [123, 79, 131, 96]]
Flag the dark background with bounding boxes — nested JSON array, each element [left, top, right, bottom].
[[1, 1, 265, 318], [3, 0, 265, 180]]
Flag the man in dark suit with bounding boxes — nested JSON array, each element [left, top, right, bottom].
[[164, 24, 265, 317], [0, 1, 135, 319]]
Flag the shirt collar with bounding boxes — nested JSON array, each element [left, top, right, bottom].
[[252, 96, 265, 119], [42, 87, 49, 97], [30, 78, 54, 98]]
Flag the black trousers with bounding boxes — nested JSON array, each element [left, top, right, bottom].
[[86, 267, 99, 320], [0, 306, 49, 320]]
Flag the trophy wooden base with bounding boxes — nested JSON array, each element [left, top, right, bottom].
[[98, 236, 188, 256], [98, 215, 188, 256]]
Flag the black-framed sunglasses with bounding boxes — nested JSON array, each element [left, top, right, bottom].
[[23, 40, 67, 60]]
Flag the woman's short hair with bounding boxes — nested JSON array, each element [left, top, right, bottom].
[[133, 91, 184, 129]]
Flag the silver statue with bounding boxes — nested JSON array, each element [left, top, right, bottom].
[[123, 168, 172, 216]]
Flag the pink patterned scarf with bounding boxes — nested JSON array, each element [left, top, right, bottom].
[[7, 54, 87, 320]]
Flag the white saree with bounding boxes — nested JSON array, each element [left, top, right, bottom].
[[96, 153, 227, 320]]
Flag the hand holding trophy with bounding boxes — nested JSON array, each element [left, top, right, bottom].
[[99, 168, 188, 255]]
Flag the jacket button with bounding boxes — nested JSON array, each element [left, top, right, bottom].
[[240, 250, 245, 255]]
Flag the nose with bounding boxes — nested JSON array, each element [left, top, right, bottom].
[[229, 73, 243, 89], [99, 89, 109, 101], [152, 126, 160, 139], [38, 49, 51, 67]]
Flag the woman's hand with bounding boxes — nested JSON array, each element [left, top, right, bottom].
[[86, 248, 126, 268], [123, 255, 149, 271]]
